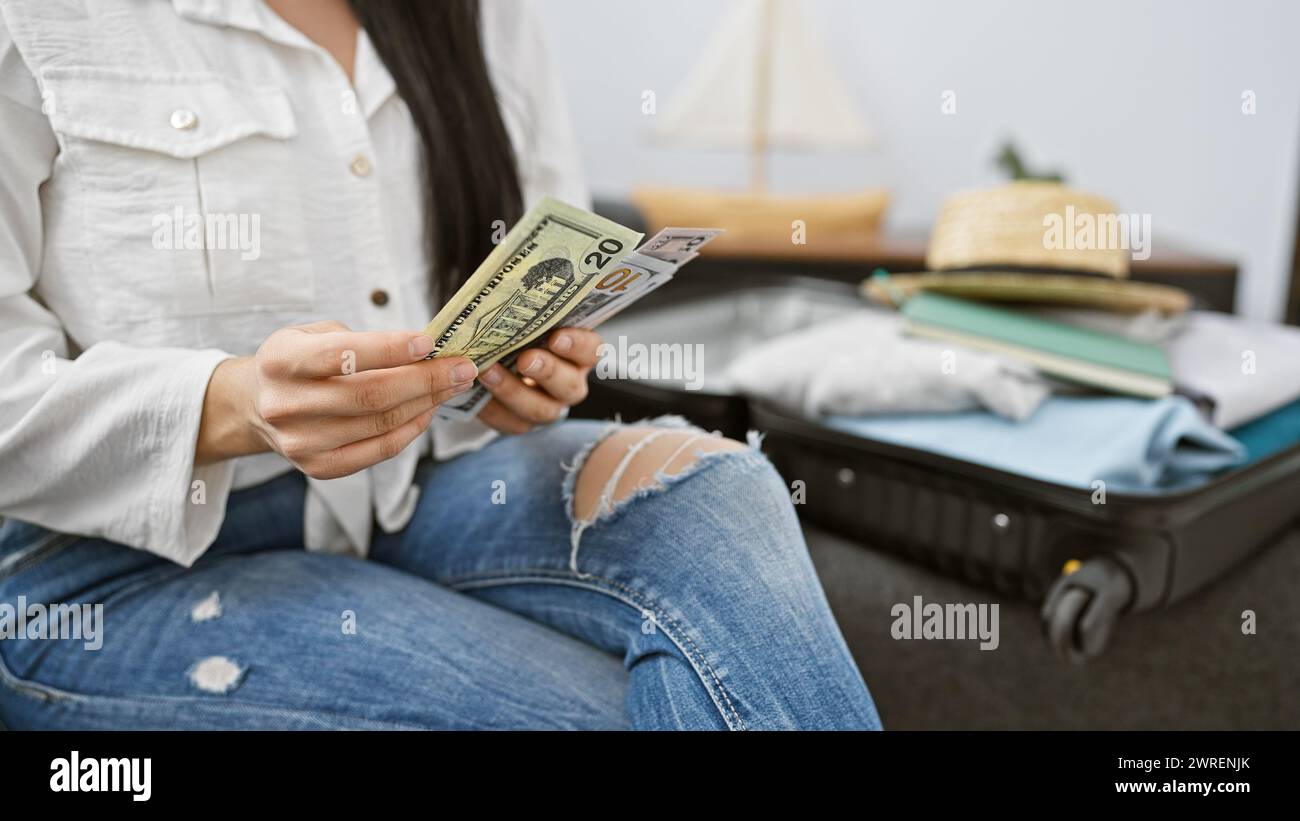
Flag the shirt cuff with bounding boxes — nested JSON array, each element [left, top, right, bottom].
[[431, 415, 501, 461], [145, 348, 238, 567]]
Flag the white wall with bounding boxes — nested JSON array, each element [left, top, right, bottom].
[[535, 0, 1300, 319]]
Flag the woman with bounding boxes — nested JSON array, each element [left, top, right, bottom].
[[0, 0, 879, 730]]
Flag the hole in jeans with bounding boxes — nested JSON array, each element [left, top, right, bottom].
[[190, 591, 222, 623], [188, 656, 246, 694], [560, 417, 756, 576]]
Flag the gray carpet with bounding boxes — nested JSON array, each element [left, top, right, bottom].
[[806, 526, 1300, 729]]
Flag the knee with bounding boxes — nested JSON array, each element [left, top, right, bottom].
[[571, 426, 749, 522], [566, 425, 812, 586]]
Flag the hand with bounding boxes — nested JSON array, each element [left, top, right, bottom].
[[476, 328, 602, 435], [197, 320, 477, 478]]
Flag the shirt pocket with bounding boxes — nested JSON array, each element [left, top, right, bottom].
[[42, 67, 315, 322]]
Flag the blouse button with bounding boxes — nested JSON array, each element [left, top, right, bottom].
[[170, 109, 198, 130], [350, 154, 373, 177], [370, 289, 390, 307]]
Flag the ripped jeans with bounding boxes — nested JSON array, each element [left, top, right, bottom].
[[0, 419, 880, 730]]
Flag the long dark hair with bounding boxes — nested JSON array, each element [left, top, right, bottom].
[[349, 0, 523, 300]]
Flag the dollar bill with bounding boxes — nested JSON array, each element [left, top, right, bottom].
[[432, 219, 723, 421], [423, 197, 642, 370], [436, 251, 678, 420], [638, 227, 724, 264], [564, 251, 676, 329]]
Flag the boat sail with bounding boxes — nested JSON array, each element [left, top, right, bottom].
[[653, 0, 873, 190], [636, 0, 888, 252]]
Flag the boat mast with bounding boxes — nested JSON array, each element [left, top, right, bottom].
[[750, 0, 774, 193]]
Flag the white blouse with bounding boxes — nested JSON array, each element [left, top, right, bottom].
[[0, 0, 589, 565]]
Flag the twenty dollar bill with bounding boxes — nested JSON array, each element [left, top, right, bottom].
[[422, 197, 643, 371]]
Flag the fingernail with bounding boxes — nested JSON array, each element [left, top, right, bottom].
[[551, 333, 573, 354], [481, 366, 503, 387], [452, 361, 478, 383], [522, 356, 543, 376], [409, 335, 435, 359]]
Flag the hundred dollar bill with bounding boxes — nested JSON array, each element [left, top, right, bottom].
[[423, 196, 642, 371]]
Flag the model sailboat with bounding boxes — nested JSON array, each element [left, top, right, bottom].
[[633, 0, 889, 253]]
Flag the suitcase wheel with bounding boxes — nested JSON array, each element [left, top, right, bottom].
[[1040, 555, 1135, 662]]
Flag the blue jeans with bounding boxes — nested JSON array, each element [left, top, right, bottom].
[[0, 420, 879, 729]]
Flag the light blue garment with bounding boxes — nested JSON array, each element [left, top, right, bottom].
[[0, 421, 878, 730], [826, 396, 1245, 493]]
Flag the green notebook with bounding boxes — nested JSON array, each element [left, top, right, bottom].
[[900, 292, 1173, 398]]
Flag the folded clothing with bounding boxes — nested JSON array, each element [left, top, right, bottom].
[[1229, 397, 1300, 463], [725, 309, 1051, 421], [1165, 311, 1300, 429], [825, 395, 1246, 493]]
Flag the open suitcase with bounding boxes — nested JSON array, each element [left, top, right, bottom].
[[574, 274, 1300, 662]]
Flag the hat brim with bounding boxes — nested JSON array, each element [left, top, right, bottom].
[[863, 270, 1190, 314]]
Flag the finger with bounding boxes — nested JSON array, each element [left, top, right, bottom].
[[477, 398, 536, 436], [289, 356, 477, 417], [546, 328, 603, 368], [308, 408, 436, 480], [286, 394, 438, 455], [277, 327, 441, 378], [515, 349, 589, 405], [478, 363, 566, 424]]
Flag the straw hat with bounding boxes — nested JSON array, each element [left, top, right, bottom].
[[861, 181, 1190, 314], [925, 181, 1130, 277]]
